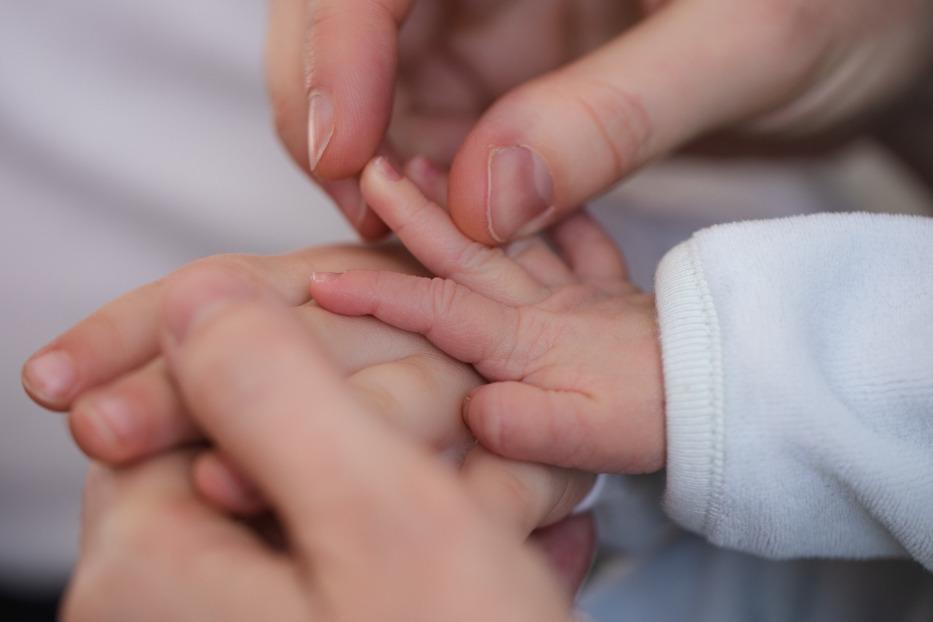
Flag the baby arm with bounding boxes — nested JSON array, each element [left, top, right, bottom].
[[313, 157, 933, 568]]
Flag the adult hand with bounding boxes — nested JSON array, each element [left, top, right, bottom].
[[269, 0, 933, 242], [64, 270, 579, 622], [23, 243, 596, 585], [22, 244, 431, 464]]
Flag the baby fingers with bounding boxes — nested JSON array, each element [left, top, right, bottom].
[[551, 211, 629, 283], [309, 270, 530, 379], [360, 156, 549, 305], [464, 381, 651, 473]]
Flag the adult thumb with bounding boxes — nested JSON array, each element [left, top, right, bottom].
[[448, 0, 819, 243]]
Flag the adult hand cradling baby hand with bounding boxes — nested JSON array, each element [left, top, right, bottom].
[[61, 270, 583, 621], [269, 0, 933, 242], [310, 157, 665, 474]]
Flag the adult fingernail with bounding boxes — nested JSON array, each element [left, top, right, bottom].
[[487, 145, 554, 242], [307, 89, 335, 172], [22, 351, 77, 404]]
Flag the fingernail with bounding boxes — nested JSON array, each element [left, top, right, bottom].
[[374, 155, 402, 181], [22, 351, 77, 404], [487, 145, 554, 242], [307, 89, 335, 172], [310, 271, 342, 284]]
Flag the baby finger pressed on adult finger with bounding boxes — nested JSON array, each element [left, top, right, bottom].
[[310, 158, 665, 474]]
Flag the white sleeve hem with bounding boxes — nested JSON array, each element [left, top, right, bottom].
[[571, 473, 608, 515], [655, 240, 726, 537]]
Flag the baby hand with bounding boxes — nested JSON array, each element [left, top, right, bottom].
[[310, 157, 664, 474]]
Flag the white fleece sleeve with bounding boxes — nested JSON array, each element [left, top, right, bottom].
[[655, 213, 933, 568]]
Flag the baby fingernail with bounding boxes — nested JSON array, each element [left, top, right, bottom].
[[310, 271, 342, 284], [486, 145, 554, 242], [23, 350, 77, 404], [307, 89, 335, 172], [374, 155, 402, 181]]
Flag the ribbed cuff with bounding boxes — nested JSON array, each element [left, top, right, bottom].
[[654, 240, 725, 536]]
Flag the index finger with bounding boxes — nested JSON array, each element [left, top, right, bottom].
[[267, 0, 414, 180]]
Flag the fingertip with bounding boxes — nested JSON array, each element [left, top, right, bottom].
[[69, 402, 125, 464], [304, 10, 401, 181], [21, 349, 78, 411], [69, 392, 146, 465]]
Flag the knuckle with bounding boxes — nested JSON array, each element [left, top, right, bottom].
[[565, 78, 653, 179], [743, 0, 833, 64], [427, 277, 463, 322]]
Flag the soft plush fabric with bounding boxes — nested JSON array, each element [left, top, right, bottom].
[[657, 213, 933, 567]]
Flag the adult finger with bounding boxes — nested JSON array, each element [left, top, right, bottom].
[[267, 0, 413, 180], [448, 0, 824, 243], [22, 246, 421, 412], [68, 303, 442, 466], [70, 359, 196, 465], [160, 267, 474, 554], [66, 453, 310, 622], [461, 447, 593, 536], [550, 211, 629, 282], [21, 257, 284, 411], [161, 267, 573, 620], [196, 351, 479, 516]]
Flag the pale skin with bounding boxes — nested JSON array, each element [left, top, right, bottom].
[[308, 156, 666, 474], [62, 273, 584, 621], [269, 0, 933, 242], [20, 229, 596, 566]]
